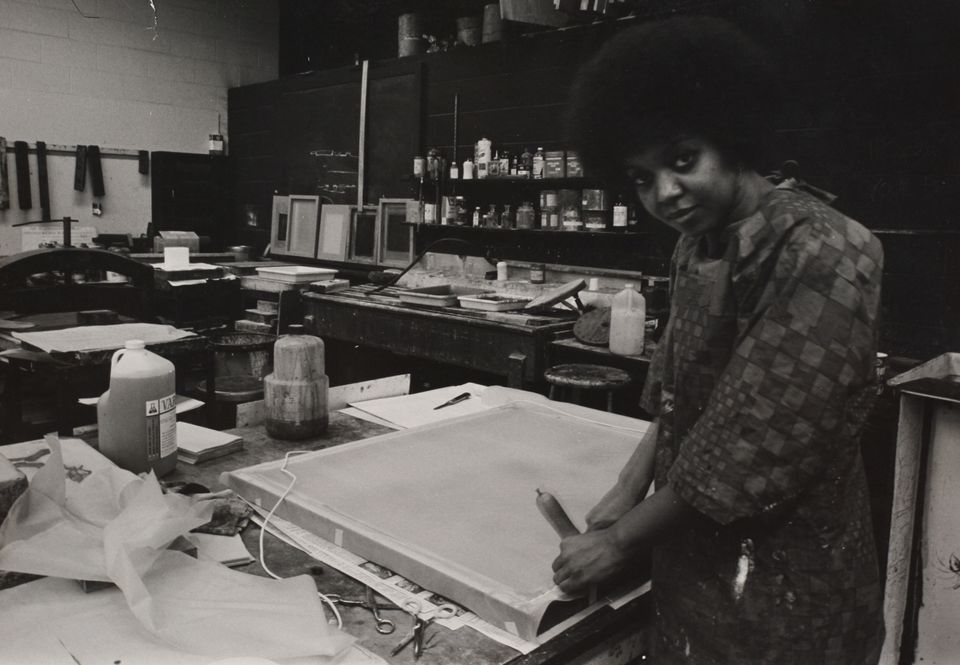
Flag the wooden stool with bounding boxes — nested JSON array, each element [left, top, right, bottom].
[[544, 363, 632, 412]]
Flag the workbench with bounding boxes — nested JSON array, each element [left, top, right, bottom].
[[171, 411, 652, 664], [0, 320, 212, 443], [302, 286, 577, 389]]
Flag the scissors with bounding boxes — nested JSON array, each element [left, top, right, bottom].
[[391, 599, 457, 659], [327, 587, 396, 635]]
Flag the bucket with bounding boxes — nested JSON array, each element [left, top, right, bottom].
[[457, 15, 481, 46], [482, 3, 503, 43], [205, 331, 275, 402], [398, 13, 423, 57]]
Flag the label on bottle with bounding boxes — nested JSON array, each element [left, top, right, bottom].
[[145, 393, 177, 460], [613, 204, 628, 227]]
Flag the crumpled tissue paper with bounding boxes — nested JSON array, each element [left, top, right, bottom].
[[0, 434, 354, 660]]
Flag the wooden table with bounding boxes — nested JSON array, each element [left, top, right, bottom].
[[176, 412, 652, 664], [302, 286, 577, 389], [0, 324, 212, 443]]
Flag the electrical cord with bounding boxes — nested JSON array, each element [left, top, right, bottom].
[[257, 450, 344, 630]]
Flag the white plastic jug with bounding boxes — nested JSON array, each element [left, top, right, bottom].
[[609, 283, 646, 356], [97, 339, 177, 476]]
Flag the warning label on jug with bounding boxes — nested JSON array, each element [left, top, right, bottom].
[[145, 393, 177, 460]]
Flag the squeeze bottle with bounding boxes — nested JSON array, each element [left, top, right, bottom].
[[97, 340, 177, 476], [609, 283, 646, 356]]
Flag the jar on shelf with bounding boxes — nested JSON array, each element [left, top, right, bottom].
[[516, 201, 535, 229]]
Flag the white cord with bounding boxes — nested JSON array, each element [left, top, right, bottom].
[[508, 398, 648, 433], [258, 450, 344, 630]]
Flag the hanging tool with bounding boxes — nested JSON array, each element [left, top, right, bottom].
[[36, 141, 51, 222], [14, 141, 31, 210], [73, 144, 87, 191], [88, 145, 105, 197], [0, 137, 10, 210], [326, 587, 396, 635]]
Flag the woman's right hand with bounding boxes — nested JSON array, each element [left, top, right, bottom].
[[585, 483, 640, 531]]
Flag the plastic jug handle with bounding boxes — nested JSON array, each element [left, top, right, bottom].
[[111, 347, 126, 371]]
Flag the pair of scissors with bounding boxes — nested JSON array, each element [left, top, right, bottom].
[[391, 599, 457, 659], [327, 587, 396, 635]]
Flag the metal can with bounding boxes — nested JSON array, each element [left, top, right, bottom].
[[530, 264, 545, 284]]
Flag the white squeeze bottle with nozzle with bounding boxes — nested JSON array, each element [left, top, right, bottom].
[[609, 283, 646, 356], [97, 339, 177, 476]]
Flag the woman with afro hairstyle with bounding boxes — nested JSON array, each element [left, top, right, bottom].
[[550, 15, 885, 665]]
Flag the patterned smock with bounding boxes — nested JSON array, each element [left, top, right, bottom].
[[640, 186, 885, 664]]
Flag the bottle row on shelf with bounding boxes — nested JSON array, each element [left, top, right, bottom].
[[414, 142, 585, 183], [410, 187, 639, 232]]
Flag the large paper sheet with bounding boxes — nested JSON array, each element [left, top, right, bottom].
[[13, 323, 195, 353], [222, 401, 649, 640]]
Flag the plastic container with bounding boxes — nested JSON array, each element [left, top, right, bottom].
[[609, 284, 646, 356], [265, 333, 329, 440], [97, 340, 177, 476]]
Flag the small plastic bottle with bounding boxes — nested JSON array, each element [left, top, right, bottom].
[[613, 195, 628, 230], [609, 283, 646, 356], [462, 159, 475, 179], [472, 206, 481, 227]]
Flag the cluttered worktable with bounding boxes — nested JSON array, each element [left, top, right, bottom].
[[302, 285, 578, 389], [0, 404, 651, 664]]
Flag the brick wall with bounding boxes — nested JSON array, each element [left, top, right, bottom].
[[0, 0, 278, 251]]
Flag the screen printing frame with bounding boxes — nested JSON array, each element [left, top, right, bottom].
[[221, 400, 649, 640]]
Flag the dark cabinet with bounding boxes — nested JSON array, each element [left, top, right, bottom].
[[151, 152, 230, 246]]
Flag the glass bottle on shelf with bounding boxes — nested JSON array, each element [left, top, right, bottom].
[[500, 204, 513, 229], [499, 150, 511, 178], [472, 206, 481, 227], [488, 151, 501, 178], [520, 147, 533, 178], [532, 147, 545, 179], [484, 204, 498, 228]]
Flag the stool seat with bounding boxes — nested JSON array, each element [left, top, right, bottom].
[[544, 363, 632, 412], [544, 363, 631, 389]]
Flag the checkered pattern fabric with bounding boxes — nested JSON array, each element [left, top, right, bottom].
[[641, 187, 885, 664]]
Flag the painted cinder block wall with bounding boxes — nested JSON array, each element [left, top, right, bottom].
[[0, 0, 278, 254]]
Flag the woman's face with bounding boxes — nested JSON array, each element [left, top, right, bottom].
[[625, 136, 745, 236]]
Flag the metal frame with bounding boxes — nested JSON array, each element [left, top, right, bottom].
[[377, 197, 416, 267]]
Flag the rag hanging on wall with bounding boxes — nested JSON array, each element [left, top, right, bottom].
[[88, 145, 105, 197], [0, 137, 9, 210], [36, 141, 51, 222], [73, 144, 87, 192], [14, 141, 31, 210]]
